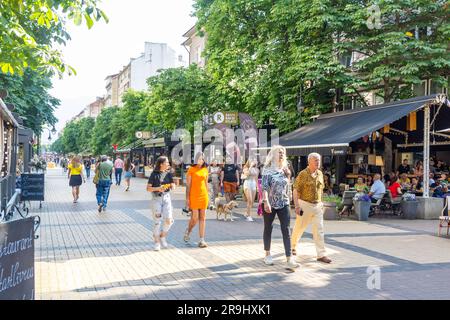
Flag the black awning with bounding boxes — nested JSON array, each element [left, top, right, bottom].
[[279, 94, 443, 156]]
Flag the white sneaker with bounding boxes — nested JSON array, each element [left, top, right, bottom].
[[286, 257, 300, 270], [160, 237, 168, 248], [246, 216, 254, 222], [264, 255, 274, 265], [153, 243, 161, 251]]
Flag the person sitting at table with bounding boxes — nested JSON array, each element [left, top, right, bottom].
[[429, 172, 436, 186], [398, 173, 411, 189], [354, 176, 369, 193], [435, 160, 446, 173], [396, 159, 411, 176], [414, 161, 424, 177], [388, 177, 402, 199], [366, 175, 373, 187], [438, 173, 449, 185], [409, 177, 423, 194], [368, 174, 386, 204]]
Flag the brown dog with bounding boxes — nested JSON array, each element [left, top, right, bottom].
[[215, 198, 239, 221]]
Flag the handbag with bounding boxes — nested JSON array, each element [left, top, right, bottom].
[[93, 168, 99, 184]]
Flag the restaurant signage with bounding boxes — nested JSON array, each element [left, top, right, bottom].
[[0, 217, 35, 300]]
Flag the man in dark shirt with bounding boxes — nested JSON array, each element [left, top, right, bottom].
[[221, 162, 240, 202], [396, 159, 411, 176]]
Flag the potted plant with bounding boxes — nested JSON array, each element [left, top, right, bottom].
[[401, 193, 418, 219], [353, 193, 371, 221], [322, 195, 342, 220]]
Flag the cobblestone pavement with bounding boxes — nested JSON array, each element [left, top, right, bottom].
[[33, 169, 450, 300]]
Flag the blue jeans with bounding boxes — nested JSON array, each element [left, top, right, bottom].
[[96, 180, 112, 208], [115, 168, 123, 185], [85, 167, 91, 178]]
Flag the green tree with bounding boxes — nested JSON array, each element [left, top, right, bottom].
[[0, 0, 108, 75], [90, 107, 119, 156], [145, 65, 218, 132], [111, 90, 152, 147], [0, 69, 59, 134], [50, 136, 65, 154], [194, 0, 449, 133], [61, 120, 81, 154], [77, 117, 96, 153]]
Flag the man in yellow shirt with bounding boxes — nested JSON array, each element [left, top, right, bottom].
[[291, 153, 332, 264]]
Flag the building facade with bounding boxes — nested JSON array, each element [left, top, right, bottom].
[[182, 25, 207, 68], [116, 42, 184, 106], [105, 74, 119, 107]]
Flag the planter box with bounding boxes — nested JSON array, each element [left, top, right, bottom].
[[323, 202, 338, 220], [401, 200, 418, 219], [416, 197, 444, 220], [354, 200, 371, 221]]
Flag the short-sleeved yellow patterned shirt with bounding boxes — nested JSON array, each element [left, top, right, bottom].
[[293, 168, 324, 203]]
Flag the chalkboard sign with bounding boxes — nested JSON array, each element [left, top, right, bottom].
[[0, 217, 35, 300], [20, 173, 44, 201]]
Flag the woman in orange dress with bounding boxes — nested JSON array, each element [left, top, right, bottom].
[[184, 153, 209, 248]]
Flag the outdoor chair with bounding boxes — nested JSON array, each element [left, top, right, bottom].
[[370, 196, 384, 216], [382, 190, 402, 216], [339, 190, 357, 217], [438, 196, 450, 237]]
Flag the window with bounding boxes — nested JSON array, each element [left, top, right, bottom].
[[429, 79, 444, 94], [413, 80, 427, 97], [339, 53, 352, 67]]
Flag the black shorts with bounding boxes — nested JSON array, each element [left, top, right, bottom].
[[69, 175, 82, 187]]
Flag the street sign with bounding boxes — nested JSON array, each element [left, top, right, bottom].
[[135, 131, 151, 139], [212, 112, 239, 125]]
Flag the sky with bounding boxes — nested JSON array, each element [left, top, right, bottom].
[[49, 0, 196, 141]]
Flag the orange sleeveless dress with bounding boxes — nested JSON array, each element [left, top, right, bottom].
[[187, 166, 209, 210]]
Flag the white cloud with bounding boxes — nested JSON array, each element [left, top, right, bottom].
[[50, 0, 196, 137]]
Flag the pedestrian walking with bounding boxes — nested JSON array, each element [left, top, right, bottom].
[[261, 145, 299, 270], [68, 155, 85, 203], [123, 158, 135, 191], [84, 158, 92, 179], [221, 155, 240, 202], [184, 152, 209, 248], [242, 158, 259, 222], [61, 157, 68, 173], [208, 159, 222, 210], [291, 152, 332, 264], [147, 156, 175, 251], [114, 156, 124, 186], [96, 155, 113, 212]]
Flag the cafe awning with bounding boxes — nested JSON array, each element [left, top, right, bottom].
[[277, 94, 442, 156]]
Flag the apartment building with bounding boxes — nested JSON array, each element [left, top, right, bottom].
[[182, 25, 207, 68], [115, 42, 184, 106], [105, 74, 119, 107]]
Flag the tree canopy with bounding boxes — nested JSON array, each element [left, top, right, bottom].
[[194, 0, 450, 133], [0, 0, 108, 76], [0, 69, 59, 134]]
